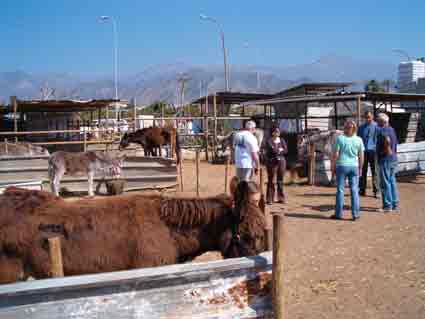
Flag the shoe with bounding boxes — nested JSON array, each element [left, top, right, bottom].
[[330, 214, 342, 220], [359, 191, 366, 197], [266, 201, 273, 205], [374, 193, 380, 199], [352, 215, 360, 221], [392, 206, 401, 213], [378, 208, 392, 213], [277, 199, 287, 204]]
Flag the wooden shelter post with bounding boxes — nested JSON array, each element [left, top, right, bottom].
[[196, 150, 200, 197], [334, 101, 338, 130], [295, 103, 301, 133], [308, 143, 316, 185], [213, 94, 218, 160], [356, 96, 362, 126], [11, 96, 18, 133], [204, 95, 209, 162]]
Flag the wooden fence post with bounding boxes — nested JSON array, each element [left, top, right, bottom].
[[265, 228, 273, 251], [196, 150, 200, 197], [308, 143, 316, 186], [4, 138, 8, 154], [179, 154, 184, 192], [48, 237, 64, 278], [224, 155, 230, 193], [259, 167, 266, 215], [272, 212, 286, 319], [83, 131, 87, 152], [204, 116, 209, 162]]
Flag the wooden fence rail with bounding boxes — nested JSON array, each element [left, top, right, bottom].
[[0, 252, 273, 319]]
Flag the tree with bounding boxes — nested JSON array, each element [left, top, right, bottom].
[[365, 80, 384, 93], [141, 101, 175, 115]]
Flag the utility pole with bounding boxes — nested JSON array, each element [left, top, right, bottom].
[[177, 75, 191, 116]]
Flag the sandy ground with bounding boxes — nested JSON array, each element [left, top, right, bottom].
[[178, 159, 425, 319]]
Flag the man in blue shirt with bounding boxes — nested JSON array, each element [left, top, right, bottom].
[[357, 111, 379, 197], [376, 113, 399, 212]]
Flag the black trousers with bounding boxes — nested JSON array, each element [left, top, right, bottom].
[[266, 159, 286, 203], [359, 150, 378, 194]]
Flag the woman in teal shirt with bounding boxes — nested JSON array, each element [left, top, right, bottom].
[[332, 120, 365, 221]]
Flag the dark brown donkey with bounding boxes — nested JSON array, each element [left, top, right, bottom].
[[0, 181, 266, 283], [119, 127, 181, 163]]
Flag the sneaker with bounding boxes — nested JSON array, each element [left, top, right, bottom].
[[352, 215, 360, 221], [392, 206, 401, 213], [330, 214, 342, 220], [378, 208, 392, 213]]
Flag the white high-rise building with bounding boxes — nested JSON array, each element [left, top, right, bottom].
[[398, 60, 425, 91]]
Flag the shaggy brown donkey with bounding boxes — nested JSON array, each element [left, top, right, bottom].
[[0, 183, 265, 284]]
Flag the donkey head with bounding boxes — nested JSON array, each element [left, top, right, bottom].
[[119, 133, 130, 150], [96, 152, 126, 177], [221, 181, 266, 259]]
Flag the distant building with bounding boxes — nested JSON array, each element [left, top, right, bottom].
[[398, 60, 425, 91]]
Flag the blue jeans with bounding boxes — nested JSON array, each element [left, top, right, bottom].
[[335, 165, 360, 219], [379, 160, 399, 209]]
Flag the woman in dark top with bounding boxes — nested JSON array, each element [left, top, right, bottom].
[[263, 127, 288, 204]]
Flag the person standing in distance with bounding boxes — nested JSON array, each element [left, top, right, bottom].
[[263, 127, 288, 204], [233, 120, 260, 181], [358, 111, 379, 198], [332, 119, 365, 221], [376, 113, 400, 213]]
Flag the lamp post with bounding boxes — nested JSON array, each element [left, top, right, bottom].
[[99, 15, 119, 119], [200, 14, 229, 92]]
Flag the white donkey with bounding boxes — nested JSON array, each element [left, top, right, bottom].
[[297, 130, 343, 185], [48, 151, 125, 197], [217, 128, 265, 161]]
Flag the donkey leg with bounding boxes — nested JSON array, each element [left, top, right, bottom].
[[52, 171, 64, 197], [88, 171, 95, 197]]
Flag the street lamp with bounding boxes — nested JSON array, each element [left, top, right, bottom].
[[99, 15, 119, 119], [392, 49, 411, 61], [244, 42, 261, 90], [200, 14, 229, 92]]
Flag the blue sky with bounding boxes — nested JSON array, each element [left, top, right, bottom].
[[1, 0, 423, 75]]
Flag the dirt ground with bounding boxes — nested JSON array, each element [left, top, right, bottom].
[[178, 160, 425, 319]]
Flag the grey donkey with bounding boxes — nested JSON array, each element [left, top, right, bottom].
[[48, 151, 125, 197]]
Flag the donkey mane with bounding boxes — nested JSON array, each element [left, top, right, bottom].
[[159, 195, 232, 229]]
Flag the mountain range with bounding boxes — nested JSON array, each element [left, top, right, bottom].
[[0, 54, 396, 106]]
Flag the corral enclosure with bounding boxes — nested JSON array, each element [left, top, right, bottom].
[[0, 155, 178, 194]]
